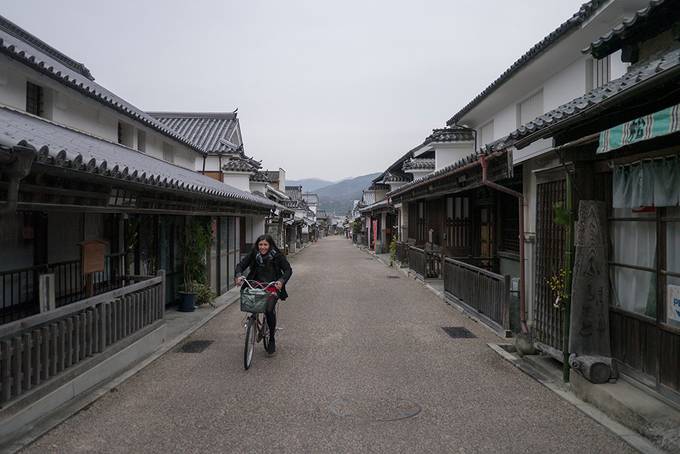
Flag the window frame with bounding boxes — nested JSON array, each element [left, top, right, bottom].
[[26, 81, 44, 117], [607, 185, 680, 330]]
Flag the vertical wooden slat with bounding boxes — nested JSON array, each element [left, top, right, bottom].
[[57, 320, 66, 373], [32, 329, 42, 386], [101, 302, 109, 350], [22, 332, 32, 391], [93, 306, 100, 353], [1, 340, 12, 403], [86, 310, 93, 357], [65, 317, 73, 368], [13, 336, 23, 396]]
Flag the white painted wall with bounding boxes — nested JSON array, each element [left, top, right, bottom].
[[246, 215, 266, 244], [223, 172, 251, 192], [543, 58, 587, 112], [434, 142, 475, 170], [250, 180, 267, 194], [0, 55, 200, 170]]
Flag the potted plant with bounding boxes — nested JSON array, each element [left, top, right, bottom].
[[179, 217, 212, 312]]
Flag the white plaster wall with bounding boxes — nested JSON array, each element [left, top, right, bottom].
[[250, 181, 267, 194], [471, 57, 588, 147], [0, 56, 30, 112], [0, 56, 200, 170], [246, 216, 266, 244], [435, 142, 475, 170], [610, 50, 628, 80], [223, 172, 251, 192], [202, 155, 222, 172], [543, 57, 587, 112], [490, 103, 516, 141]]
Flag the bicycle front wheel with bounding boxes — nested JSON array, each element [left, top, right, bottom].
[[244, 316, 256, 370]]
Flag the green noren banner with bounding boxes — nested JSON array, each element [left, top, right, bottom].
[[597, 103, 680, 154]]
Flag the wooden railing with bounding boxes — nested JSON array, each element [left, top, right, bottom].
[[443, 258, 511, 332], [0, 271, 165, 406], [0, 254, 125, 325], [408, 246, 427, 279], [426, 251, 441, 279]]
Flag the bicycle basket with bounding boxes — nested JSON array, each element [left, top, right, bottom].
[[240, 287, 278, 313]]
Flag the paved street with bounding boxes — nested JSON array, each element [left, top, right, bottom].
[[26, 237, 634, 454]]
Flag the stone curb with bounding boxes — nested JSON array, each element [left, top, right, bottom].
[[487, 343, 667, 454]]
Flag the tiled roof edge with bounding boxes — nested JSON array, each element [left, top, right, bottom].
[[446, 0, 607, 125]]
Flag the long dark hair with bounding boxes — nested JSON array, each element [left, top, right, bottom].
[[253, 234, 281, 255]]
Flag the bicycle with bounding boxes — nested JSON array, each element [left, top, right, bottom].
[[239, 279, 279, 370]]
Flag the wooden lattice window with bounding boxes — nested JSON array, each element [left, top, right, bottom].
[[26, 81, 44, 117]]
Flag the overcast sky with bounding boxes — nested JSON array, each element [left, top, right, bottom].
[[5, 1, 587, 181]]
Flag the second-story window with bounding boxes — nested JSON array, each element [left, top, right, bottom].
[[162, 143, 174, 163], [586, 56, 611, 90], [137, 130, 146, 152], [26, 81, 44, 117], [117, 121, 134, 147]]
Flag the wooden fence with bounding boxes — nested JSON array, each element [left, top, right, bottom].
[[0, 271, 165, 406], [396, 242, 409, 264], [408, 246, 427, 279], [443, 258, 511, 332]]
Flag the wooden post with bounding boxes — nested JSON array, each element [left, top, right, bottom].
[[39, 273, 56, 313], [158, 269, 166, 319]]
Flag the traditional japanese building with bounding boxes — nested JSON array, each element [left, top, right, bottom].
[[505, 0, 680, 400], [0, 14, 276, 428]]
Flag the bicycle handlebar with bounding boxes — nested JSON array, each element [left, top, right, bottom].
[[238, 278, 279, 290]]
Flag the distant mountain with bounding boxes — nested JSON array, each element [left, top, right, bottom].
[[316, 173, 381, 215], [286, 178, 334, 192]]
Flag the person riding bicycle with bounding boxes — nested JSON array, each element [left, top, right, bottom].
[[235, 234, 292, 354]]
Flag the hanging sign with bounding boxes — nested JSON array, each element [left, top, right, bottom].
[[598, 103, 680, 154], [667, 285, 680, 324]]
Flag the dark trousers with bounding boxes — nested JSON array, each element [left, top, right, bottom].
[[265, 301, 277, 338]]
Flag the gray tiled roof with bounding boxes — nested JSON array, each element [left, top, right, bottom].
[[0, 15, 206, 155], [509, 47, 680, 145], [285, 186, 303, 200], [250, 171, 271, 182], [264, 170, 281, 183], [222, 157, 259, 172], [585, 0, 670, 59], [359, 199, 390, 213], [0, 15, 93, 80], [402, 158, 435, 171], [382, 172, 410, 183], [446, 0, 608, 125], [424, 126, 475, 144], [0, 106, 275, 209], [149, 112, 243, 154], [388, 149, 494, 198]]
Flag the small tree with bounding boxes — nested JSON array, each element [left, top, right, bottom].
[[182, 217, 212, 294]]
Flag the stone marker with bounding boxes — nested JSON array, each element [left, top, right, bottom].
[[568, 200, 616, 384]]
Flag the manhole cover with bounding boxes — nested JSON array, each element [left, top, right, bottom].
[[442, 327, 476, 339], [329, 397, 421, 421], [178, 340, 214, 353], [387, 275, 400, 279]]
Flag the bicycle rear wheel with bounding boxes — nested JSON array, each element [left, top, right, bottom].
[[244, 315, 256, 370]]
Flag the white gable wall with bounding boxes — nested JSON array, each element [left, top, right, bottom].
[[0, 55, 200, 170]]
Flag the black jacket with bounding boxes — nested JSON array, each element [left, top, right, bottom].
[[235, 249, 292, 300]]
